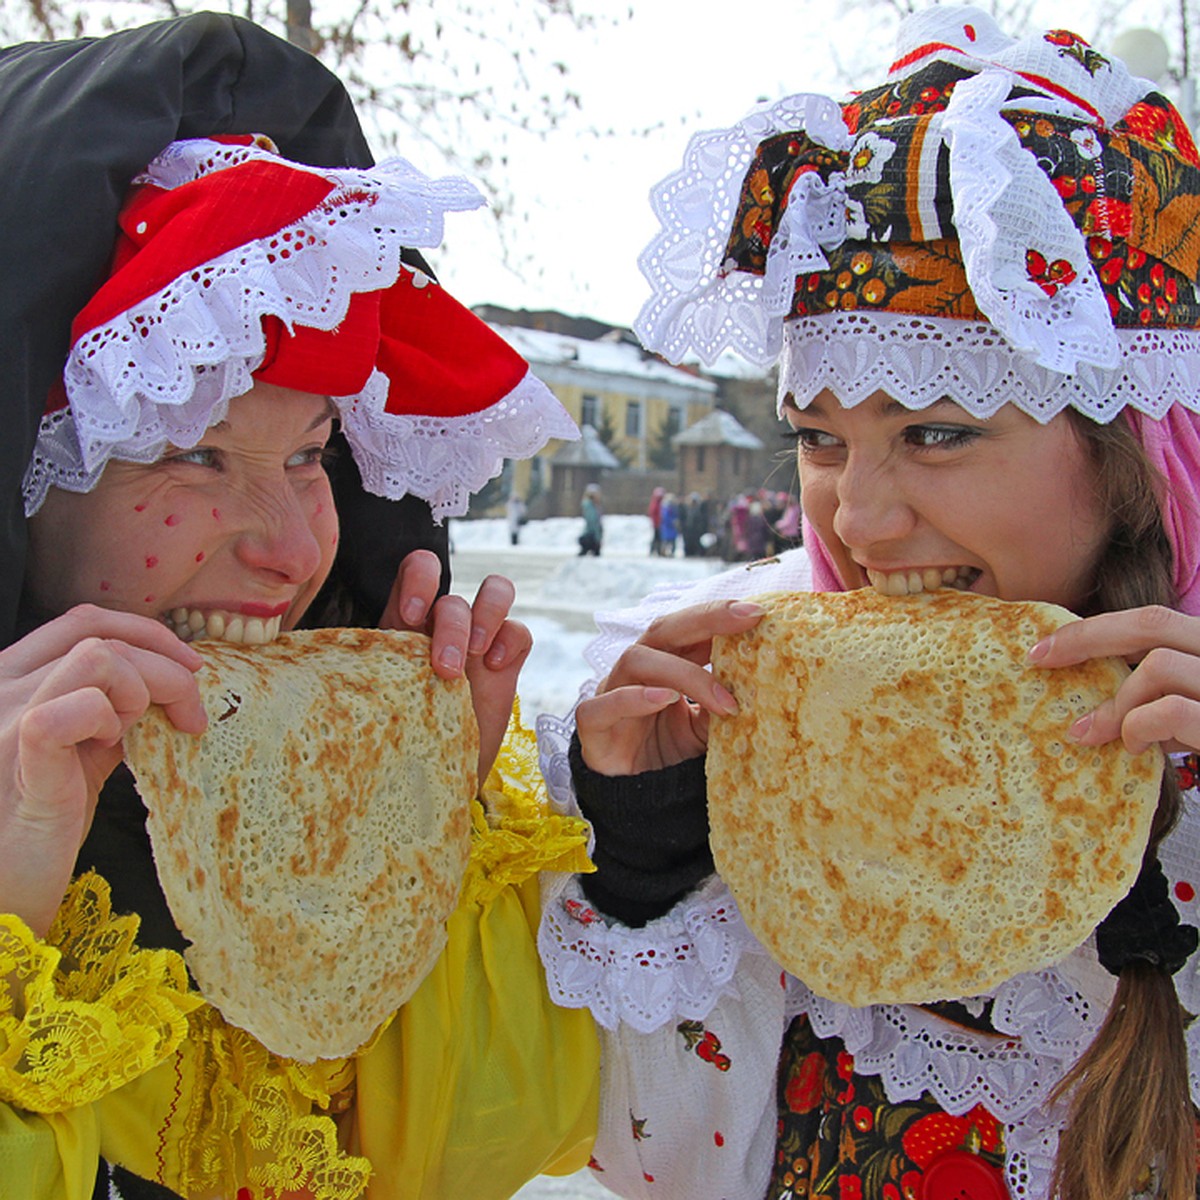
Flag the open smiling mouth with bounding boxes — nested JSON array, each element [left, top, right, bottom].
[[866, 567, 983, 596], [163, 608, 284, 644]]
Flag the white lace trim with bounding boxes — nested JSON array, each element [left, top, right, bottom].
[[778, 312, 1200, 422], [634, 92, 850, 369], [337, 365, 580, 520], [23, 140, 579, 518], [537, 874, 767, 1033], [943, 70, 1120, 376]]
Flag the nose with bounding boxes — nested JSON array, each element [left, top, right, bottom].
[[829, 449, 916, 552], [232, 482, 325, 585]]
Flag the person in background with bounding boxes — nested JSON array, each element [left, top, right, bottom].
[[647, 485, 665, 555], [726, 490, 752, 560], [0, 16, 597, 1200], [659, 491, 680, 557], [681, 492, 711, 558], [506, 490, 528, 546], [536, 9, 1200, 1198], [579, 481, 604, 556]]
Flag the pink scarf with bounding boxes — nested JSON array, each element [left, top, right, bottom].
[[801, 406, 1200, 613]]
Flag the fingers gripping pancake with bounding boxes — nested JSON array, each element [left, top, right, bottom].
[[707, 590, 1163, 1007], [125, 627, 476, 1062]]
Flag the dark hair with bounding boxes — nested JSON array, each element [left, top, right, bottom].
[[1051, 411, 1193, 1200]]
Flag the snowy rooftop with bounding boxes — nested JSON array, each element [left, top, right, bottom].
[[490, 323, 717, 395], [673, 408, 765, 449], [550, 424, 622, 467]]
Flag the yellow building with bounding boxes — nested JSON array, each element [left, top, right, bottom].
[[489, 323, 718, 503]]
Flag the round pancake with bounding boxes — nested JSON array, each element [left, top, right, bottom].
[[707, 589, 1163, 1006], [125, 627, 476, 1062]]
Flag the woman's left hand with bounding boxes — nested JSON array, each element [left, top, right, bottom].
[[1029, 605, 1200, 755], [379, 549, 531, 782]]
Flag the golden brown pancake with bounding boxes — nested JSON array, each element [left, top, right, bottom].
[[707, 589, 1163, 1006], [125, 627, 476, 1061]]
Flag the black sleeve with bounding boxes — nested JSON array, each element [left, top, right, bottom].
[[569, 731, 714, 928], [0, 13, 378, 648]]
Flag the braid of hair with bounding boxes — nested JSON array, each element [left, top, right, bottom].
[[1051, 414, 1194, 1200]]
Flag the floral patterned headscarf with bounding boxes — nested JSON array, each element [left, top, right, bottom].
[[634, 4, 1200, 611]]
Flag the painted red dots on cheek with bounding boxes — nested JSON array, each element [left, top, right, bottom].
[[145, 555, 159, 569], [144, 595, 156, 604], [196, 551, 206, 563], [134, 504, 147, 513], [212, 508, 221, 521], [99, 580, 111, 592], [164, 513, 181, 527]]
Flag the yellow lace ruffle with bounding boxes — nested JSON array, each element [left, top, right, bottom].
[[173, 1005, 370, 1200], [2, 707, 588, 1200], [464, 703, 593, 906], [0, 872, 201, 1113]]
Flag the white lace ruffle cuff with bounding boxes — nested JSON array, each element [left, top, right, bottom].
[[538, 875, 767, 1033]]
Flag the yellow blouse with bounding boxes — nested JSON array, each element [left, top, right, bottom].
[[0, 715, 598, 1200]]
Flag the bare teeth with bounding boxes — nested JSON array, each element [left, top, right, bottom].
[[164, 609, 282, 645], [865, 567, 982, 597]]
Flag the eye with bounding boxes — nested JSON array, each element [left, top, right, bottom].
[[785, 426, 844, 454], [286, 444, 336, 470], [902, 423, 982, 450], [162, 446, 219, 468]]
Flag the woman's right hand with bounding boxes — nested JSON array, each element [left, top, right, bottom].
[[0, 606, 207, 937], [575, 600, 764, 777]]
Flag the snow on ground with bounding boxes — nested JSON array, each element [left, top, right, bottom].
[[447, 516, 731, 1200], [449, 514, 728, 721]]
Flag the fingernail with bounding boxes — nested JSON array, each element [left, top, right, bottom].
[[1067, 713, 1093, 741], [713, 683, 739, 714], [439, 645, 463, 672], [469, 626, 487, 654], [403, 598, 425, 624], [485, 642, 506, 668], [644, 687, 680, 705], [730, 602, 764, 618], [1028, 637, 1051, 662]]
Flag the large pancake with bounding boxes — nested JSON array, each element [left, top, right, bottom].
[[124, 627, 476, 1061], [707, 589, 1163, 1006]]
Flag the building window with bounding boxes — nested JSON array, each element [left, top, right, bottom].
[[665, 407, 683, 437], [625, 400, 642, 438], [697, 445, 706, 472], [581, 394, 599, 429]]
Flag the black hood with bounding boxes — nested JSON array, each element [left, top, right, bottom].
[[0, 12, 448, 647]]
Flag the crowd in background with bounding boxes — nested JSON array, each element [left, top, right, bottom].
[[647, 486, 801, 562]]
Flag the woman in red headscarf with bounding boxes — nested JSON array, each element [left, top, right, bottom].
[[0, 16, 597, 1200], [537, 9, 1200, 1199]]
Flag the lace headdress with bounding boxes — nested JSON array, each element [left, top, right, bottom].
[[24, 135, 578, 520], [634, 5, 1200, 611], [635, 5, 1200, 425]]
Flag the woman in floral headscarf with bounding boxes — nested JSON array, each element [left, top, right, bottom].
[[536, 8, 1200, 1199]]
